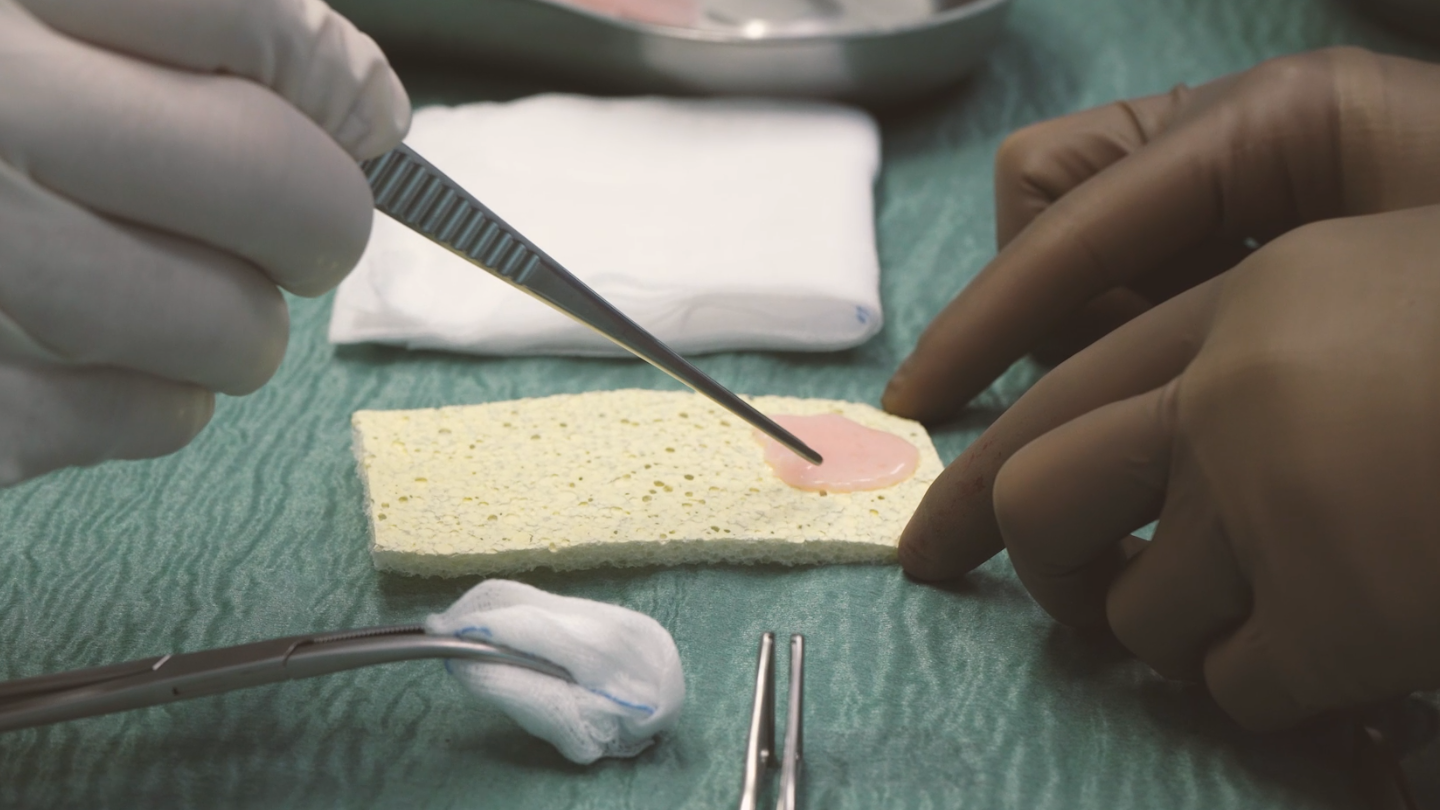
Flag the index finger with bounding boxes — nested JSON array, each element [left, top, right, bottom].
[[882, 54, 1342, 424]]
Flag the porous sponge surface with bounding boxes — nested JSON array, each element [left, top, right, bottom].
[[352, 389, 942, 576]]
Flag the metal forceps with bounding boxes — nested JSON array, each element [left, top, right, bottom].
[[361, 144, 823, 465], [739, 632, 805, 810], [0, 625, 572, 733]]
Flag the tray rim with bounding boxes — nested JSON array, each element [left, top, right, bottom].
[[523, 0, 1013, 45]]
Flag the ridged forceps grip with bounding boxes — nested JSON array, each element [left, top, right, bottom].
[[360, 144, 823, 466]]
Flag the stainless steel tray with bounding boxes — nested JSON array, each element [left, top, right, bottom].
[[332, 0, 1013, 105]]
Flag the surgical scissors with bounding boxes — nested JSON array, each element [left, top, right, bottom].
[[0, 624, 572, 733], [361, 144, 824, 465]]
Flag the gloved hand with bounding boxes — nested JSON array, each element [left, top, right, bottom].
[[0, 0, 410, 486], [881, 47, 1440, 730], [884, 47, 1440, 426]]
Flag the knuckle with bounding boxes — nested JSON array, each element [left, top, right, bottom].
[[994, 122, 1061, 186], [1239, 49, 1340, 102], [1238, 217, 1346, 274]]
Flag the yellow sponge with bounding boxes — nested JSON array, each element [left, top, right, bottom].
[[352, 389, 943, 577]]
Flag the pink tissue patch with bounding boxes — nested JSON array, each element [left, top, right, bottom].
[[552, 0, 699, 26], [755, 414, 920, 493]]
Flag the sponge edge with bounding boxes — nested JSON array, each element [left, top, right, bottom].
[[425, 579, 685, 764], [352, 389, 943, 577]]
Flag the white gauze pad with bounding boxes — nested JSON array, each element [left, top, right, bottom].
[[330, 95, 882, 357], [425, 579, 685, 764]]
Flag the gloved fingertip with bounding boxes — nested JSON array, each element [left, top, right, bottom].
[[897, 533, 947, 580], [883, 364, 970, 425], [187, 390, 218, 440], [879, 380, 906, 417], [280, 271, 348, 299], [130, 386, 215, 458], [344, 65, 411, 161], [881, 364, 920, 419], [897, 513, 992, 581], [385, 68, 413, 141]]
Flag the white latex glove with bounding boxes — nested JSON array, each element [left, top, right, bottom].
[[0, 0, 410, 486]]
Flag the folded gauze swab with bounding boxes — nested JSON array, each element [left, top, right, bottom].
[[425, 579, 685, 763], [329, 94, 883, 356]]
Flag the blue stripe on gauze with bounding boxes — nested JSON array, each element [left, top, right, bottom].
[[584, 687, 657, 717], [425, 579, 685, 764]]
